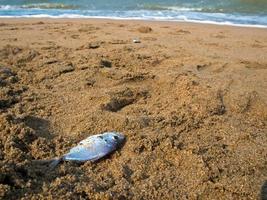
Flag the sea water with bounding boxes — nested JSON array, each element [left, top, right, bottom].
[[0, 0, 266, 28]]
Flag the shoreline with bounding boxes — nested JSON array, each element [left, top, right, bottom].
[[0, 17, 266, 29]]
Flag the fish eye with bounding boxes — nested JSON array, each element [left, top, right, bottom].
[[113, 135, 119, 140]]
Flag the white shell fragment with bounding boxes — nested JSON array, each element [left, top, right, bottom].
[[48, 132, 125, 168], [133, 38, 141, 43]]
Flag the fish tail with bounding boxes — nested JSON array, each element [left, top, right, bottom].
[[32, 158, 55, 164], [49, 157, 63, 169], [32, 157, 63, 169]]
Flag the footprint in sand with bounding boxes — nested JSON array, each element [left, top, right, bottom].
[[137, 26, 153, 33], [101, 87, 149, 112], [196, 64, 209, 71], [196, 62, 229, 73], [241, 61, 267, 70]]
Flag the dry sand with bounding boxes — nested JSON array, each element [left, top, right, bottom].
[[0, 18, 267, 199]]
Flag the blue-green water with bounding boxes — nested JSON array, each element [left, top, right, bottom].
[[0, 0, 267, 27]]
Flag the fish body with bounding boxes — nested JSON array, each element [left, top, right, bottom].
[[48, 132, 125, 168]]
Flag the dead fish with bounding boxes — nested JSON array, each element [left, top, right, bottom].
[[37, 132, 125, 168]]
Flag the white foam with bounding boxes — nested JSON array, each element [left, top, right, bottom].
[[164, 6, 203, 12], [0, 4, 76, 10], [180, 18, 267, 28], [0, 5, 16, 10]]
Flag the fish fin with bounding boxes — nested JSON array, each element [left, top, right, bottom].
[[32, 157, 63, 169], [49, 157, 63, 169], [90, 152, 107, 162]]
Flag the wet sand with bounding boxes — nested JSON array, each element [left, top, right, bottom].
[[0, 18, 267, 199]]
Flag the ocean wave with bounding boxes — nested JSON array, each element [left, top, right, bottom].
[[139, 4, 203, 12], [137, 4, 266, 14], [0, 5, 19, 10], [0, 2, 266, 28], [0, 13, 266, 28], [137, 0, 267, 14], [22, 3, 78, 10], [0, 3, 78, 10], [138, 4, 231, 13]]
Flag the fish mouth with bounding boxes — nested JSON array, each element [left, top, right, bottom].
[[116, 133, 125, 140], [113, 132, 126, 146]]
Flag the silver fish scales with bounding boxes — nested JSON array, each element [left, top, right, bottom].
[[39, 132, 125, 168]]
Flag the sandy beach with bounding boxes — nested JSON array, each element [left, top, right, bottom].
[[0, 18, 267, 199]]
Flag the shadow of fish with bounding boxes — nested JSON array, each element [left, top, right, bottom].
[[261, 180, 267, 200], [35, 132, 125, 169]]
